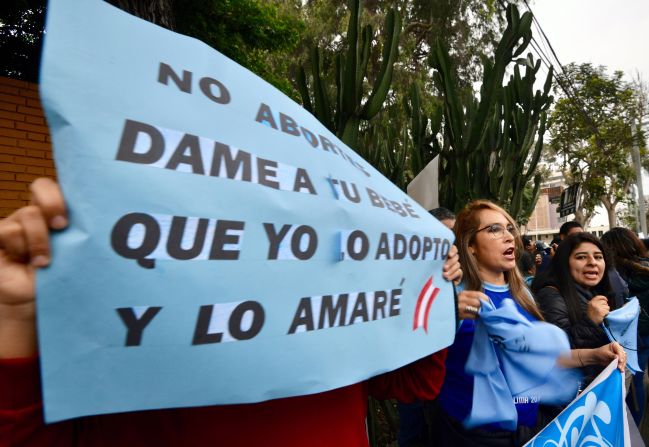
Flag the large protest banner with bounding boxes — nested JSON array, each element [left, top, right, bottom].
[[37, 0, 455, 422], [525, 360, 630, 447]]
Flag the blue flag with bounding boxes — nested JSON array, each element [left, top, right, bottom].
[[525, 360, 630, 447], [602, 297, 641, 373], [465, 298, 579, 429]]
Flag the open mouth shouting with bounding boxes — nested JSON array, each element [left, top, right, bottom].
[[569, 242, 606, 288]]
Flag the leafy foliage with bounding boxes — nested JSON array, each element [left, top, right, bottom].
[[0, 0, 304, 98], [430, 5, 553, 224], [296, 0, 401, 150], [0, 0, 46, 83], [294, 0, 515, 90], [293, 0, 547, 216], [173, 0, 304, 98], [547, 63, 642, 227]]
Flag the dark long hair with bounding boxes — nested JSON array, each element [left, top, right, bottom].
[[533, 232, 615, 325], [601, 227, 649, 278]]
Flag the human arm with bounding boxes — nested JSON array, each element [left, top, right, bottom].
[[0, 356, 76, 447], [368, 349, 447, 402], [557, 342, 627, 373], [535, 286, 605, 350], [0, 178, 67, 359], [536, 288, 626, 372], [0, 179, 74, 444]]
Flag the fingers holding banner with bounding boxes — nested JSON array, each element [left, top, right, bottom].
[[442, 244, 462, 285], [29, 178, 68, 231], [0, 178, 67, 267]]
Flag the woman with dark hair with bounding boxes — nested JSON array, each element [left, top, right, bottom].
[[435, 201, 624, 447], [601, 227, 649, 421], [532, 232, 622, 385], [601, 227, 649, 337]]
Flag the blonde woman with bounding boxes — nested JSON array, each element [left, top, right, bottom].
[[435, 200, 625, 447]]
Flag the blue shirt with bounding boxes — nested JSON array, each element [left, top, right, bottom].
[[438, 282, 540, 430]]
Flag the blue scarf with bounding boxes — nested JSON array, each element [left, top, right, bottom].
[[602, 297, 641, 373], [465, 298, 580, 429]]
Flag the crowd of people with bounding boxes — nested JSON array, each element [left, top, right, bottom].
[[397, 207, 632, 447], [0, 178, 637, 447]]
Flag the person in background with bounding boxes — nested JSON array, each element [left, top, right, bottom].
[[434, 201, 624, 446], [531, 232, 629, 427], [549, 236, 561, 257], [522, 236, 541, 265], [0, 178, 463, 447], [601, 227, 649, 424], [395, 207, 456, 447], [559, 221, 583, 241], [556, 220, 627, 303], [532, 232, 624, 386], [535, 241, 552, 273], [429, 207, 456, 230], [523, 236, 550, 275], [518, 251, 536, 287]]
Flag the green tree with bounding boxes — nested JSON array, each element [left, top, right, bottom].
[[173, 0, 304, 98], [547, 63, 642, 228], [296, 0, 402, 150], [0, 0, 46, 82], [108, 0, 175, 27], [0, 0, 304, 98], [429, 5, 553, 224], [290, 0, 535, 196], [619, 204, 649, 233], [293, 0, 518, 89]]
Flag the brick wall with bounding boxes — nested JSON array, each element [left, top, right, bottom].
[[0, 76, 55, 218]]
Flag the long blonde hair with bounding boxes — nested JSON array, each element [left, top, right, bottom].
[[454, 200, 543, 320]]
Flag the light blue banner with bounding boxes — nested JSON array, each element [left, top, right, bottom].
[[37, 0, 455, 422], [525, 360, 629, 447]]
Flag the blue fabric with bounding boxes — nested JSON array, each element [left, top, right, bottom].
[[464, 295, 579, 430], [602, 297, 641, 373], [439, 283, 574, 431], [465, 297, 580, 430]]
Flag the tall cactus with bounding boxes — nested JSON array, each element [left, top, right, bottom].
[[428, 4, 552, 222], [296, 0, 401, 151], [496, 56, 553, 220]]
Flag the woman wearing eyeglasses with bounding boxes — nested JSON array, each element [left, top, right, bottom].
[[434, 201, 625, 447]]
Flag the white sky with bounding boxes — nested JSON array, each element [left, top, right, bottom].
[[529, 0, 649, 192], [529, 0, 649, 82]]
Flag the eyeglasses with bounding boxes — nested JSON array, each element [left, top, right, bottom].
[[476, 223, 517, 239]]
